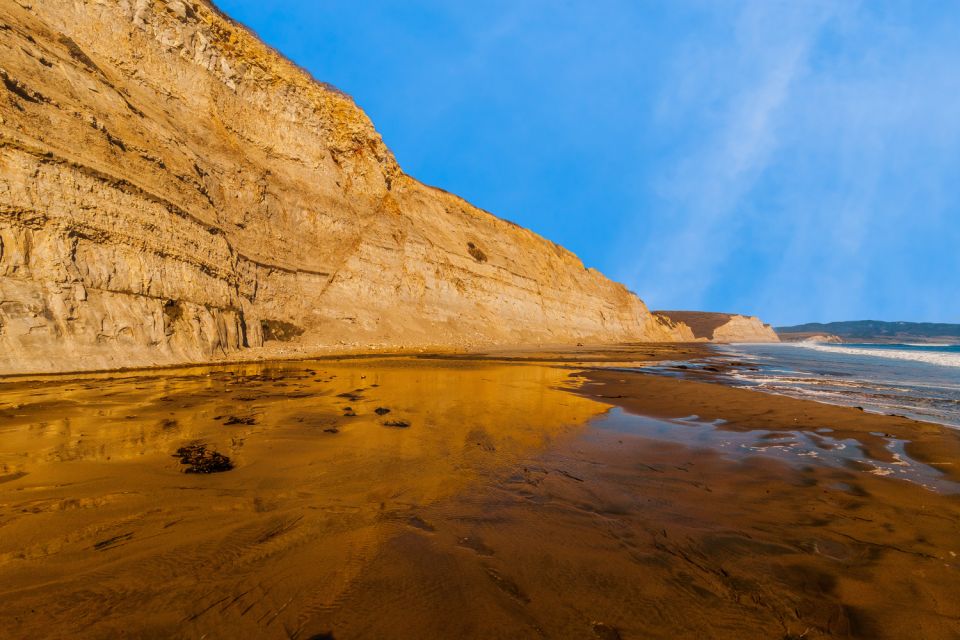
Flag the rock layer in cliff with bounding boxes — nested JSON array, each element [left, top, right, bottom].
[[0, 0, 690, 374]]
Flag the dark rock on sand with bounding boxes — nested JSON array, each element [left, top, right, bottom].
[[382, 420, 411, 428], [374, 407, 391, 416], [174, 445, 233, 473]]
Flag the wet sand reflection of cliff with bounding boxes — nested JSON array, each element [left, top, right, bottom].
[[0, 359, 606, 639]]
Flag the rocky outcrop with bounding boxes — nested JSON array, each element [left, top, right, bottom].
[[654, 311, 780, 343], [777, 333, 843, 344], [0, 0, 689, 375]]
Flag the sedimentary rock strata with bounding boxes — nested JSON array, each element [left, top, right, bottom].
[[0, 0, 690, 374], [654, 311, 780, 343]]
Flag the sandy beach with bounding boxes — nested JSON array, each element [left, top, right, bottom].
[[0, 346, 958, 639]]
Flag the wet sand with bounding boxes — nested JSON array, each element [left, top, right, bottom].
[[0, 348, 958, 639]]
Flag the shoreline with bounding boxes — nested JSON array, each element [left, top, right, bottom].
[[571, 367, 960, 486], [624, 341, 960, 430], [0, 342, 712, 382]]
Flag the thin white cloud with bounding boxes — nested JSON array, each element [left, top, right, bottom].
[[619, 0, 960, 323], [623, 1, 845, 310]]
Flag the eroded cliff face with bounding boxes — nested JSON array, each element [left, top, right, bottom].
[[654, 312, 780, 343], [0, 0, 688, 374]]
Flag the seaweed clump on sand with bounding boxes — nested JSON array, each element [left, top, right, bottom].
[[174, 444, 233, 473]]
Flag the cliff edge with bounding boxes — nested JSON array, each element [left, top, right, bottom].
[[0, 0, 689, 374], [655, 311, 780, 343]]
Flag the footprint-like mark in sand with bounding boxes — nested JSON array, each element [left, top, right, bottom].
[[484, 565, 530, 603], [456, 536, 494, 556]]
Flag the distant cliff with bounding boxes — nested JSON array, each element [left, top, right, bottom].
[[655, 311, 780, 343], [777, 321, 960, 344], [0, 1, 690, 375], [777, 333, 842, 344]]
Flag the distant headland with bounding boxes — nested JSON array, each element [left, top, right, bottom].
[[776, 320, 960, 344]]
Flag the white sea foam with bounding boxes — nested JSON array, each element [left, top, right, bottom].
[[903, 343, 959, 347], [792, 343, 960, 368]]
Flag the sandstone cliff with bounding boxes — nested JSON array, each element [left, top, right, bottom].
[[0, 0, 690, 374], [654, 311, 780, 343]]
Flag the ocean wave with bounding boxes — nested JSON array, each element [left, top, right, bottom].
[[715, 343, 960, 429], [791, 343, 960, 368], [903, 343, 960, 347], [730, 373, 903, 392]]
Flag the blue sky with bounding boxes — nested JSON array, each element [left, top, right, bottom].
[[216, 0, 960, 325]]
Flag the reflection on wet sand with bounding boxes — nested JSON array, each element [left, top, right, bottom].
[[596, 408, 959, 493], [0, 359, 605, 639], [1, 354, 959, 639]]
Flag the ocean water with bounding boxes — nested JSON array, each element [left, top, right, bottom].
[[651, 342, 960, 429]]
